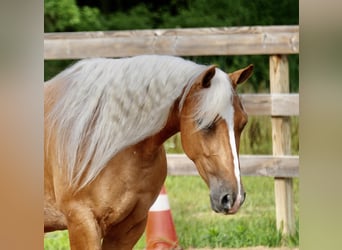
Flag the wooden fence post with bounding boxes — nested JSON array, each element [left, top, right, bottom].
[[269, 55, 295, 235]]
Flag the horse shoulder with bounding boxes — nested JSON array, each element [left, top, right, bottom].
[[72, 144, 167, 232]]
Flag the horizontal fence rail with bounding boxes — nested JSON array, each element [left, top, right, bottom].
[[44, 25, 299, 59], [241, 93, 299, 116], [167, 154, 299, 178]]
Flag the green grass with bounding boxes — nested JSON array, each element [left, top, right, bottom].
[[44, 176, 299, 249], [44, 230, 69, 250], [134, 176, 299, 249]]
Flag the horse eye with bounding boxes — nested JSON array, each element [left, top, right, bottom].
[[196, 119, 215, 131], [196, 119, 203, 127], [200, 122, 216, 133], [204, 123, 215, 130]]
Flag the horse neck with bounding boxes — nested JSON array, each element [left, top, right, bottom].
[[140, 101, 180, 154]]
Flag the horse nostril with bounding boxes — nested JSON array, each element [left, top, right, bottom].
[[221, 194, 229, 207], [220, 194, 235, 211]]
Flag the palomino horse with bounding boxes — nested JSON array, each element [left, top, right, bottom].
[[44, 55, 253, 249]]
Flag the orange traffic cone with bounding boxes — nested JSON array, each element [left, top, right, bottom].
[[145, 185, 180, 250]]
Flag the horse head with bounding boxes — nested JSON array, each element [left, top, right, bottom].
[[180, 64, 253, 214]]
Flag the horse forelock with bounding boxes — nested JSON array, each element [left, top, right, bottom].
[[180, 68, 234, 130], [46, 55, 206, 190]]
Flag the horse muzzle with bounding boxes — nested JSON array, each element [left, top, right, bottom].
[[209, 189, 246, 215]]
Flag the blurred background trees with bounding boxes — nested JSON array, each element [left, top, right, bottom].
[[45, 0, 298, 32]]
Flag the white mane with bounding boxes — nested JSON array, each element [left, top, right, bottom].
[[45, 55, 234, 189]]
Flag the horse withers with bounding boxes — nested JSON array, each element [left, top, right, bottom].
[[44, 55, 253, 249]]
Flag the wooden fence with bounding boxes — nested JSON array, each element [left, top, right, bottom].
[[44, 25, 299, 235]]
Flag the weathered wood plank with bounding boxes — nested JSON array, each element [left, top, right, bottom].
[[44, 25, 299, 59], [166, 154, 299, 178], [240, 93, 299, 116], [270, 55, 295, 235]]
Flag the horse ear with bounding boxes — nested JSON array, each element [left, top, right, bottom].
[[229, 64, 254, 88], [200, 65, 216, 88]]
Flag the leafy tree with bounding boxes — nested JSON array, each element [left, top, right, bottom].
[[45, 0, 103, 32], [44, 0, 80, 32]]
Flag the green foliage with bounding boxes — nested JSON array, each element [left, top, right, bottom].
[[44, 230, 70, 250], [44, 60, 75, 81], [240, 116, 299, 156], [44, 0, 80, 32], [44, 0, 299, 31], [77, 6, 103, 31], [105, 4, 155, 30], [44, 0, 104, 32]]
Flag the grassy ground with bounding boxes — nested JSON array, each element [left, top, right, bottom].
[[134, 176, 299, 249], [44, 176, 299, 249]]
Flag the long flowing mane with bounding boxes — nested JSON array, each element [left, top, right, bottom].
[[45, 55, 234, 189]]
